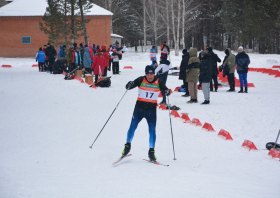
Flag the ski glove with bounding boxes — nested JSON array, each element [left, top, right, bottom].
[[165, 89, 171, 96], [126, 81, 134, 90]]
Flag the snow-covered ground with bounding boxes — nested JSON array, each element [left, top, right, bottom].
[[0, 50, 280, 198]]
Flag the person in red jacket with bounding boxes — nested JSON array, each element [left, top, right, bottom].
[[101, 45, 110, 76], [91, 49, 106, 83]]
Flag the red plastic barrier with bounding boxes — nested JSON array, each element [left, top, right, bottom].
[[242, 140, 258, 151], [1, 65, 12, 68], [32, 64, 38, 67], [169, 89, 173, 93], [62, 71, 67, 76], [159, 104, 167, 110], [171, 110, 180, 118], [74, 76, 78, 80], [218, 129, 233, 140], [256, 68, 265, 72], [123, 66, 133, 69], [262, 69, 272, 74], [272, 66, 280, 69], [88, 80, 93, 86], [248, 68, 257, 71], [247, 83, 255, 87], [174, 87, 180, 92], [268, 148, 280, 158], [275, 73, 280, 78], [91, 83, 97, 89], [80, 79, 84, 83], [202, 122, 215, 132], [181, 113, 191, 123], [268, 70, 279, 75], [191, 118, 202, 127]]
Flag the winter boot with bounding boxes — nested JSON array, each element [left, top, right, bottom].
[[227, 89, 236, 92], [148, 148, 157, 161], [187, 99, 193, 103], [159, 100, 166, 105], [244, 87, 248, 93], [201, 100, 210, 105], [182, 93, 190, 97], [238, 87, 243, 93], [192, 99, 198, 103], [122, 142, 131, 156]]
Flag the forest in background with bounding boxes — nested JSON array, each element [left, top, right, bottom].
[[41, 0, 280, 55], [94, 0, 280, 54]]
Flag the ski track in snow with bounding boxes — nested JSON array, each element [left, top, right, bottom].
[[0, 50, 280, 198]]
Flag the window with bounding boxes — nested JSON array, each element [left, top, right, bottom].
[[22, 36, 31, 44]]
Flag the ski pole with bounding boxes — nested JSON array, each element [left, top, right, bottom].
[[89, 89, 128, 149], [273, 129, 280, 149], [167, 96, 176, 160]]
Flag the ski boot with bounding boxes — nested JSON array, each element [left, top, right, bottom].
[[148, 148, 157, 162], [122, 142, 131, 156]]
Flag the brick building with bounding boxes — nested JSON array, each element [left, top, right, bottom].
[[0, 0, 112, 57]]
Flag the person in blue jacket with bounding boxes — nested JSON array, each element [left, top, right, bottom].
[[236, 46, 250, 93], [59, 45, 66, 58], [83, 47, 92, 74], [150, 45, 157, 67], [36, 47, 46, 72]]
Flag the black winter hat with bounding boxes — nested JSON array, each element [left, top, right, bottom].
[[145, 65, 155, 74], [182, 49, 188, 54], [63, 45, 66, 48], [207, 47, 213, 52], [79, 43, 83, 47], [73, 43, 77, 47], [225, 49, 229, 55], [85, 45, 88, 47], [47, 43, 50, 45], [152, 45, 155, 49], [39, 47, 42, 51], [201, 51, 208, 57]]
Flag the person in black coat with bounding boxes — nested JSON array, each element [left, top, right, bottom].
[[207, 47, 221, 92], [45, 43, 57, 74], [179, 49, 190, 97], [199, 51, 212, 104]]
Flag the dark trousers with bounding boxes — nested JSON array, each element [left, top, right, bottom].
[[69, 63, 76, 73], [38, 63, 44, 71], [108, 60, 112, 71], [227, 73, 235, 90], [45, 60, 49, 70], [85, 68, 92, 75], [48, 59, 55, 73], [104, 67, 108, 76], [94, 75, 99, 83], [210, 74, 218, 91], [183, 80, 189, 94], [126, 106, 157, 148], [113, 62, 119, 74]]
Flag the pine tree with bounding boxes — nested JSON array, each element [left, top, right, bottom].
[[39, 0, 64, 46]]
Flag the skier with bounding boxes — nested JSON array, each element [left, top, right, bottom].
[[122, 65, 170, 161], [155, 55, 170, 105], [160, 41, 170, 58], [150, 45, 157, 66]]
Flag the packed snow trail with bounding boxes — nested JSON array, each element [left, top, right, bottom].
[[0, 50, 280, 198]]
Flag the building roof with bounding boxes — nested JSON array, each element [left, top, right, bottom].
[[111, 33, 123, 39], [0, 0, 11, 7], [0, 0, 113, 17]]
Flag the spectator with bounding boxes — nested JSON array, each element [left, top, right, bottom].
[[92, 49, 106, 83], [222, 48, 236, 92], [75, 47, 81, 68], [186, 48, 200, 103], [207, 47, 221, 92], [111, 49, 120, 74], [179, 49, 190, 97], [45, 43, 57, 74], [43, 45, 48, 71], [66, 46, 75, 72], [35, 47, 46, 72], [83, 47, 92, 75], [59, 45, 66, 58], [79, 43, 85, 66], [101, 45, 110, 76], [236, 46, 250, 93], [199, 51, 212, 104]]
